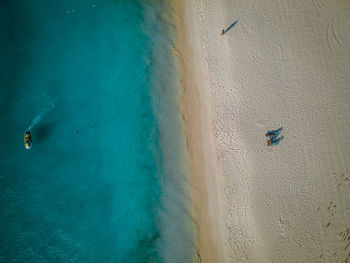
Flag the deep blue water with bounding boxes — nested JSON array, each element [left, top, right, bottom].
[[0, 0, 194, 262]]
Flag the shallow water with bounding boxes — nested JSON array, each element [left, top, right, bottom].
[[0, 0, 194, 262]]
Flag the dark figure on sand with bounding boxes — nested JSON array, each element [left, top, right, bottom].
[[266, 127, 284, 146], [221, 20, 238, 35], [266, 127, 283, 138], [267, 136, 284, 146]]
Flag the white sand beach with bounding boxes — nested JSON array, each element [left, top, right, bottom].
[[174, 0, 350, 262]]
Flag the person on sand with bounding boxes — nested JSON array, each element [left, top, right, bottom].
[[222, 20, 238, 36], [267, 139, 278, 146], [267, 136, 284, 146], [266, 127, 283, 137], [266, 131, 279, 138]]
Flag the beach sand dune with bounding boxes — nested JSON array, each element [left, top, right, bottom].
[[175, 0, 350, 262]]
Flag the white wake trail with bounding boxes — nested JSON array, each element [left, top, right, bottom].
[[27, 100, 55, 131]]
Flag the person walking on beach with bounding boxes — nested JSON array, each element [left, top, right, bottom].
[[221, 29, 225, 35]]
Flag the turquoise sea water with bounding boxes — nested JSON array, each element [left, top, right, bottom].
[[0, 0, 194, 262]]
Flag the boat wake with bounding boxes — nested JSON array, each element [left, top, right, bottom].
[[27, 99, 55, 131]]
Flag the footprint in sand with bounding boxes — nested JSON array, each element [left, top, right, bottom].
[[332, 11, 350, 50]]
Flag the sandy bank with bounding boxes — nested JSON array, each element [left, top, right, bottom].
[[171, 0, 225, 262], [175, 0, 350, 262]]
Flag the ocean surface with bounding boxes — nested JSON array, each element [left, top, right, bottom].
[[0, 0, 195, 262]]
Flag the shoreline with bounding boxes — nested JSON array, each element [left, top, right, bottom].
[[142, 1, 199, 261], [179, 0, 350, 262], [171, 1, 224, 262], [172, 0, 350, 262]]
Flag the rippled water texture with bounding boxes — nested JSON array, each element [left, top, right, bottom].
[[0, 0, 194, 262]]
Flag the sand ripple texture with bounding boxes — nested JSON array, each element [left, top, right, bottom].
[[194, 0, 350, 262]]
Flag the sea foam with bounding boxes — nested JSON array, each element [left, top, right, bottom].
[[142, 1, 196, 262]]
